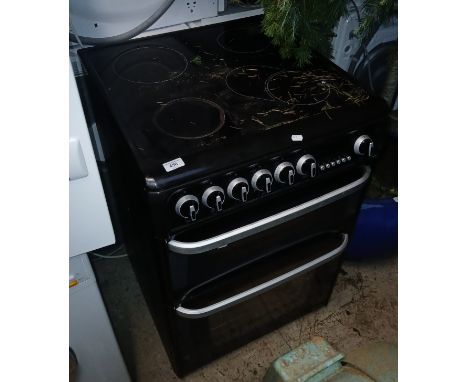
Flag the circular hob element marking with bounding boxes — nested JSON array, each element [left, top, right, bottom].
[[216, 28, 270, 54], [153, 98, 225, 140], [225, 65, 280, 100], [265, 70, 332, 106], [113, 46, 188, 84]]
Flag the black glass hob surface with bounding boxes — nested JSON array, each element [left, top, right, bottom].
[[79, 16, 387, 190]]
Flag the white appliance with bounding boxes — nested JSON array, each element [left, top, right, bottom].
[[69, 61, 115, 256], [70, 0, 219, 41], [69, 254, 130, 382], [69, 61, 130, 382], [332, 4, 363, 73], [69, 0, 263, 45], [332, 1, 397, 108]]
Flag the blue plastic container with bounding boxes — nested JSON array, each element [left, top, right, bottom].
[[346, 198, 398, 260]]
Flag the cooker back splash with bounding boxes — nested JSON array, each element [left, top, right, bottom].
[[79, 14, 389, 377]]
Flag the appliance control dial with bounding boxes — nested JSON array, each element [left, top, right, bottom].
[[296, 154, 317, 177], [251, 169, 273, 193], [202, 186, 225, 212], [227, 177, 250, 202], [274, 162, 295, 185], [354, 135, 374, 157], [175, 195, 199, 222]]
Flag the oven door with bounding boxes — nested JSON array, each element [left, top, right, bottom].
[[166, 166, 370, 295], [170, 231, 348, 375]]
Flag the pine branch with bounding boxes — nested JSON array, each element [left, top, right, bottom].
[[260, 0, 348, 66], [258, 0, 396, 67], [357, 0, 397, 39]]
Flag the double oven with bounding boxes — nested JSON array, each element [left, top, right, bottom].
[[78, 14, 388, 377], [110, 134, 379, 376], [165, 169, 369, 375]]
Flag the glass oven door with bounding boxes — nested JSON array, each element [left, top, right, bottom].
[[170, 232, 348, 375]]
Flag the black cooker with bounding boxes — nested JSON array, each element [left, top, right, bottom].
[[79, 15, 388, 377]]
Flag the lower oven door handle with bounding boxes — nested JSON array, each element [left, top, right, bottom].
[[175, 233, 348, 318], [168, 166, 370, 255]]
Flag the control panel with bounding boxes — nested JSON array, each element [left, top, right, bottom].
[[172, 133, 375, 222]]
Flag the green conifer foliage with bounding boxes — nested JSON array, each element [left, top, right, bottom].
[[227, 1, 396, 67], [357, 0, 396, 39], [260, 0, 348, 66]]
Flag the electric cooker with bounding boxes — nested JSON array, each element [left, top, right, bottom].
[[79, 15, 388, 376]]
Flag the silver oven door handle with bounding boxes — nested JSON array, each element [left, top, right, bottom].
[[175, 233, 348, 318], [168, 166, 370, 255]]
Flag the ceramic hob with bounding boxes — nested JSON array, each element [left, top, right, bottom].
[[79, 16, 387, 191]]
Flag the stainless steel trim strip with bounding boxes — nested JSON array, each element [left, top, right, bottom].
[[168, 166, 370, 255], [175, 233, 348, 318]]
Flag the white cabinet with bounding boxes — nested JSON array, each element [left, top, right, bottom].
[[69, 62, 115, 257], [70, 254, 130, 382]]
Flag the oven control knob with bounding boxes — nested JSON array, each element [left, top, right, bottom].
[[296, 154, 317, 178], [202, 186, 225, 212], [175, 195, 199, 222], [227, 177, 250, 202], [354, 135, 375, 157], [251, 169, 273, 193], [274, 162, 295, 185]]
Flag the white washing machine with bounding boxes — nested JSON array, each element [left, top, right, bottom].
[[332, 1, 397, 108], [69, 61, 130, 382]]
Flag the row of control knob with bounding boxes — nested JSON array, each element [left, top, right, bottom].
[[174, 154, 317, 221], [174, 135, 374, 221]]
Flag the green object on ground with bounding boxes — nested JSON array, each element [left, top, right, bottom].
[[343, 342, 398, 382], [263, 337, 345, 382], [263, 337, 397, 382]]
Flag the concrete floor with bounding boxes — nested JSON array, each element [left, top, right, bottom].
[[92, 253, 397, 382]]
